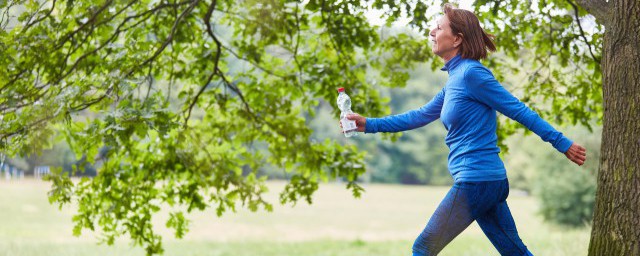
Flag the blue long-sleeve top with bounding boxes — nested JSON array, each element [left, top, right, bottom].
[[365, 55, 573, 182]]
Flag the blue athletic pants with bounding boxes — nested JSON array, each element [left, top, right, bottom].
[[412, 179, 533, 256]]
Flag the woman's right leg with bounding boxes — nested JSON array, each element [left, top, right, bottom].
[[412, 183, 476, 256], [476, 200, 533, 256], [474, 179, 533, 256]]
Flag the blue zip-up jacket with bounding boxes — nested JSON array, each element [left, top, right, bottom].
[[365, 55, 573, 182]]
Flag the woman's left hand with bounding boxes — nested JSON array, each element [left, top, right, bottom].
[[565, 142, 587, 166]]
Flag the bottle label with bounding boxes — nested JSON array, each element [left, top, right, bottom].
[[340, 118, 357, 132]]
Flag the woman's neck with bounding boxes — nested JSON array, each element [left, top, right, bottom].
[[441, 50, 460, 62]]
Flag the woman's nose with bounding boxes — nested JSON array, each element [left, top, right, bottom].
[[429, 29, 435, 37]]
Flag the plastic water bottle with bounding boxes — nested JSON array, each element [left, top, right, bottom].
[[337, 87, 358, 137]]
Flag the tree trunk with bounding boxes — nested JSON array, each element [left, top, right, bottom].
[[588, 0, 640, 255]]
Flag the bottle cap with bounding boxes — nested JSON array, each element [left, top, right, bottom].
[[337, 87, 345, 93]]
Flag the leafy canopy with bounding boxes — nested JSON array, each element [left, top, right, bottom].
[[0, 0, 601, 254]]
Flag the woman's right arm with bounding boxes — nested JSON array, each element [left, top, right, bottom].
[[359, 88, 445, 134]]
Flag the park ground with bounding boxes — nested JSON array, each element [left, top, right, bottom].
[[0, 179, 589, 256]]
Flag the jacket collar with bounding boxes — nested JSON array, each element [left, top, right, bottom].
[[441, 54, 463, 72]]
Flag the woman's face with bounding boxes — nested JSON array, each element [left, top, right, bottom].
[[429, 15, 461, 61]]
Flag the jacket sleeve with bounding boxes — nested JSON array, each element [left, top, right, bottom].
[[365, 88, 445, 133], [464, 66, 573, 153]]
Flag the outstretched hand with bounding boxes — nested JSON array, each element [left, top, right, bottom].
[[339, 113, 367, 133], [565, 142, 587, 166]]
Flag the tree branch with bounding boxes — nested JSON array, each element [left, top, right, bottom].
[[3, 2, 198, 132], [198, 2, 295, 144], [219, 43, 288, 79], [184, 71, 216, 124], [291, 3, 304, 88], [320, 0, 357, 79], [212, 9, 290, 79], [57, 0, 195, 88], [181, 0, 221, 124], [1, 0, 19, 29], [0, 114, 56, 141], [22, 0, 57, 32], [125, 0, 199, 79], [58, 21, 98, 79], [67, 1, 195, 113], [70, 88, 112, 111], [573, 0, 609, 23], [55, 0, 114, 50], [9, 1, 197, 125], [54, 2, 141, 85], [203, 0, 256, 119], [4, 0, 144, 91], [0, 69, 27, 93], [566, 0, 601, 63]]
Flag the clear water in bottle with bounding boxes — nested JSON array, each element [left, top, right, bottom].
[[337, 87, 358, 137]]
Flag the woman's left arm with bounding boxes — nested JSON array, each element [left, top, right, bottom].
[[465, 66, 586, 165]]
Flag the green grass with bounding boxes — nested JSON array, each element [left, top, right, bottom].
[[0, 179, 590, 255]]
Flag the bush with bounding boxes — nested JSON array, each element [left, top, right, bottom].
[[535, 168, 596, 227]]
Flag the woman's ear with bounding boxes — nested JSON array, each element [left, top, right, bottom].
[[454, 33, 464, 48]]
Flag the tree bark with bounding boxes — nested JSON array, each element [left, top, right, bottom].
[[588, 0, 640, 255], [575, 0, 610, 23]]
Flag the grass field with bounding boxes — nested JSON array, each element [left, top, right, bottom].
[[0, 179, 590, 256]]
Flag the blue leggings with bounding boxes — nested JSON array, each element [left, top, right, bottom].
[[412, 179, 533, 256]]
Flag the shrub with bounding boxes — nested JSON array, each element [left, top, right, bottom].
[[535, 166, 596, 227]]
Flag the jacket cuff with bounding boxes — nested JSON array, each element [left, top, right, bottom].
[[365, 118, 377, 133], [556, 137, 574, 153]]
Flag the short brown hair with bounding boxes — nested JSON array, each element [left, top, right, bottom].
[[443, 4, 496, 60]]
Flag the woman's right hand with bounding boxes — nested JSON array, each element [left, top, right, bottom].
[[339, 113, 367, 133]]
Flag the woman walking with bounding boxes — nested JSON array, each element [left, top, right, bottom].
[[343, 4, 587, 255]]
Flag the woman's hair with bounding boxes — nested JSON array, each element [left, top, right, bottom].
[[443, 4, 496, 60]]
